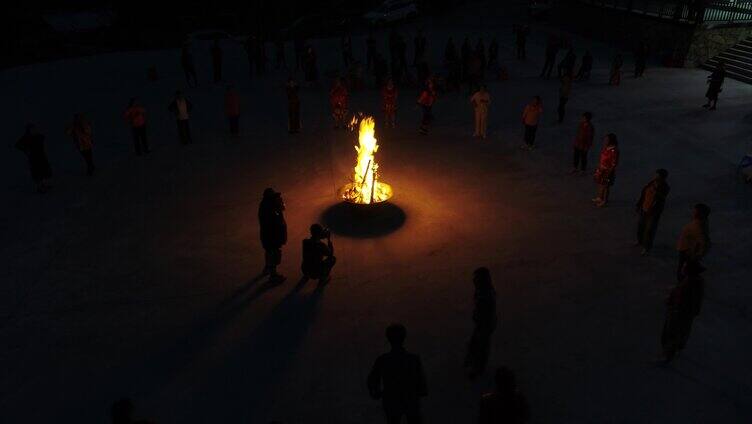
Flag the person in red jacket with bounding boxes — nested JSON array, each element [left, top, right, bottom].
[[593, 133, 619, 207], [225, 85, 241, 136], [571, 112, 594, 174], [123, 98, 148, 155], [417, 78, 437, 135], [382, 79, 398, 128], [521, 96, 543, 150], [329, 78, 349, 129]]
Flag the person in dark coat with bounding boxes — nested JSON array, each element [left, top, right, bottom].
[[304, 45, 318, 83], [413, 30, 427, 66], [342, 35, 354, 67], [16, 124, 52, 192], [366, 33, 377, 71], [275, 37, 286, 70], [558, 48, 576, 78], [661, 260, 705, 364], [478, 367, 530, 424], [575, 50, 593, 80], [634, 40, 648, 77], [572, 112, 594, 173], [635, 169, 670, 256], [464, 267, 497, 379], [445, 37, 461, 91], [255, 37, 267, 76], [476, 38, 487, 79], [286, 78, 301, 134], [609, 54, 623, 86], [461, 37, 473, 82], [244, 36, 257, 78], [513, 24, 529, 60], [703, 61, 725, 110], [258, 188, 287, 283], [540, 35, 559, 79], [488, 38, 499, 70], [211, 39, 223, 83], [181, 42, 198, 87], [368, 323, 428, 424], [374, 52, 389, 89], [301, 224, 336, 283]]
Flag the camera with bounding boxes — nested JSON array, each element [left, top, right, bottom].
[[321, 227, 331, 239]]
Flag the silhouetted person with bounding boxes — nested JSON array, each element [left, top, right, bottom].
[[211, 39, 223, 83], [464, 267, 497, 379], [634, 40, 648, 77], [470, 85, 491, 139], [576, 50, 593, 80], [521, 96, 543, 149], [635, 169, 670, 256], [301, 224, 336, 283], [330, 78, 349, 129], [374, 52, 388, 88], [16, 124, 52, 192], [558, 72, 572, 123], [676, 203, 711, 280], [488, 38, 499, 69], [66, 113, 95, 176], [513, 24, 529, 59], [111, 398, 134, 424], [476, 38, 487, 77], [342, 35, 354, 67], [286, 78, 301, 134], [417, 79, 437, 135], [368, 323, 428, 424], [366, 33, 377, 70], [258, 188, 287, 283], [275, 37, 286, 70], [445, 37, 461, 91], [478, 367, 530, 424], [124, 98, 149, 155], [382, 78, 398, 128], [294, 36, 305, 71], [256, 38, 267, 75], [413, 30, 427, 66], [168, 90, 193, 145], [244, 36, 257, 77], [540, 35, 559, 79], [703, 61, 725, 110], [661, 260, 705, 364], [592, 133, 619, 207], [609, 54, 623, 86], [461, 37, 472, 82], [304, 45, 318, 83], [558, 48, 576, 78], [181, 42, 198, 87], [571, 112, 594, 173], [225, 85, 240, 136]]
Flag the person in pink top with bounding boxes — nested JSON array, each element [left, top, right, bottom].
[[521, 96, 543, 149]]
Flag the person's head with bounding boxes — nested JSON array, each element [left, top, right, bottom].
[[427, 78, 434, 89], [128, 97, 138, 108], [175, 90, 184, 99], [473, 267, 493, 295], [25, 123, 36, 135], [532, 95, 541, 106], [494, 367, 517, 393], [385, 323, 407, 348], [74, 113, 86, 126], [479, 84, 487, 92], [287, 77, 296, 86], [693, 203, 711, 221], [111, 398, 134, 424], [604, 133, 618, 147], [655, 168, 668, 180], [310, 223, 327, 239], [581, 112, 592, 123]]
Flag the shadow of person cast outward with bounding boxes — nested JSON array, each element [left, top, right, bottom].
[[168, 90, 193, 145], [258, 188, 287, 284], [301, 224, 336, 285], [464, 267, 497, 379], [16, 124, 52, 193], [676, 203, 711, 281], [592, 134, 619, 208], [478, 367, 530, 424], [66, 113, 96, 176], [124, 98, 149, 155], [368, 323, 428, 424], [703, 61, 725, 110], [660, 260, 705, 364], [635, 169, 670, 256]]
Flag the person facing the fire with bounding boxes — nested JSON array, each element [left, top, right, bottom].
[[330, 77, 349, 129], [302, 224, 336, 284], [258, 188, 287, 283]]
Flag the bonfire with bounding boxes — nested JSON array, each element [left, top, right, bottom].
[[340, 116, 393, 204]]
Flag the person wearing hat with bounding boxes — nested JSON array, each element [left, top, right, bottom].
[[635, 169, 671, 256], [258, 188, 287, 283], [301, 223, 336, 283]]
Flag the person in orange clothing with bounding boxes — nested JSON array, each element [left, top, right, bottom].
[[592, 133, 620, 207], [417, 78, 437, 135], [521, 96, 543, 149], [225, 85, 241, 136], [329, 78, 349, 129], [382, 79, 398, 128], [66, 113, 96, 176], [123, 98, 148, 155]]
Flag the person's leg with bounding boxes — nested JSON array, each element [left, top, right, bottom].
[[473, 109, 481, 136], [480, 110, 488, 138], [177, 121, 187, 144], [81, 149, 95, 176], [602, 185, 611, 204], [676, 251, 688, 281], [636, 211, 647, 246], [529, 125, 537, 147], [644, 213, 661, 251], [184, 120, 193, 144], [140, 126, 149, 153], [132, 127, 142, 155], [581, 149, 588, 171]]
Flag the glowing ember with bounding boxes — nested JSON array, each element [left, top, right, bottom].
[[340, 116, 393, 204]]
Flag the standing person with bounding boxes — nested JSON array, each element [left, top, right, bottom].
[[487, 38, 499, 70], [571, 112, 594, 174], [304, 45, 318, 83], [396, 34, 409, 83], [66, 113, 96, 176], [413, 29, 427, 66], [634, 40, 648, 77], [258, 188, 287, 283], [255, 37, 267, 76], [382, 78, 398, 128], [445, 37, 461, 91], [470, 85, 491, 139], [181, 42, 198, 87], [703, 61, 725, 110], [286, 78, 301, 134], [513, 24, 529, 60], [464, 267, 497, 379], [676, 203, 711, 280], [592, 134, 620, 207], [294, 36, 305, 71], [341, 35, 353, 67], [417, 79, 437, 135], [661, 260, 705, 364], [366, 33, 377, 71], [461, 37, 473, 82], [575, 50, 593, 80], [609, 54, 623, 86], [168, 90, 193, 145], [558, 48, 576, 78], [123, 98, 148, 155], [15, 124, 52, 192], [301, 224, 337, 283], [244, 36, 257, 78], [275, 37, 286, 70], [478, 367, 530, 424], [374, 52, 389, 89], [476, 38, 487, 77], [521, 96, 543, 150], [225, 85, 241, 136], [367, 323, 428, 424], [540, 35, 559, 79], [211, 39, 223, 83], [635, 169, 671, 256], [557, 72, 572, 123], [329, 78, 349, 129]]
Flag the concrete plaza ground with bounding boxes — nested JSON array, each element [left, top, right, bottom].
[[2, 3, 751, 423]]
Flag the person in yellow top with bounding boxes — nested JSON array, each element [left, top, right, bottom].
[[676, 203, 711, 280], [470, 85, 491, 139]]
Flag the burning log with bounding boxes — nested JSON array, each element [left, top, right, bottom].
[[340, 116, 393, 204]]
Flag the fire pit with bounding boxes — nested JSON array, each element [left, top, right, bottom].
[[339, 116, 393, 205]]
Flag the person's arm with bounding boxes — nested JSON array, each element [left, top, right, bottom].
[[366, 358, 382, 399], [636, 184, 647, 211]]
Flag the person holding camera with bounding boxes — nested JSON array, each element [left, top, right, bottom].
[[301, 224, 336, 283], [258, 188, 287, 283]]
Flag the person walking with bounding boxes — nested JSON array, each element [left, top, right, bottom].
[[15, 124, 52, 192], [211, 39, 223, 83], [464, 267, 497, 379], [367, 323, 428, 424], [478, 367, 530, 424], [225, 85, 240, 136], [609, 54, 623, 86], [258, 188, 287, 283], [294, 36, 305, 71], [286, 78, 301, 134], [123, 98, 148, 155], [181, 42, 198, 87], [571, 112, 594, 174], [635, 169, 670, 256], [382, 78, 398, 128], [661, 260, 705, 364], [558, 72, 572, 123], [540, 35, 559, 79], [513, 24, 529, 60], [66, 113, 96, 176], [634, 40, 648, 77], [676, 203, 711, 280], [592, 133, 619, 207], [470, 85, 491, 139], [703, 61, 725, 110], [575, 50, 593, 80], [168, 90, 193, 145], [301, 224, 337, 284], [557, 48, 576, 78], [329, 78, 349, 129], [417, 79, 437, 135], [521, 96, 543, 150]]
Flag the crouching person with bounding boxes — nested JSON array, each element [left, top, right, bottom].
[[302, 224, 336, 283]]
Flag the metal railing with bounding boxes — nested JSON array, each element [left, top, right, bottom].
[[577, 0, 752, 25]]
